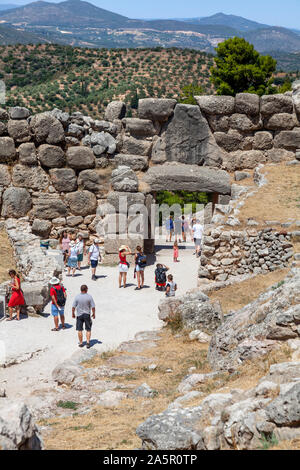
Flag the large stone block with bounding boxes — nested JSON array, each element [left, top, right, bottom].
[[0, 137, 16, 162], [165, 104, 223, 167], [49, 168, 78, 192], [38, 144, 66, 168], [33, 194, 67, 220], [12, 164, 49, 190], [121, 136, 152, 156], [253, 131, 273, 150], [123, 118, 159, 137], [0, 108, 9, 121], [145, 163, 231, 194], [18, 142, 38, 165], [274, 131, 300, 150], [114, 154, 148, 171], [264, 113, 299, 130], [223, 150, 267, 171], [30, 112, 65, 144], [31, 219, 52, 238], [111, 166, 138, 192], [105, 101, 126, 121], [65, 190, 97, 216], [229, 114, 261, 132], [0, 165, 11, 186], [9, 106, 30, 120], [1, 187, 32, 218], [138, 98, 177, 122], [214, 131, 242, 152], [0, 403, 43, 450], [66, 146, 95, 169], [261, 94, 293, 116], [7, 119, 31, 143], [0, 122, 7, 136], [292, 80, 300, 115], [107, 191, 145, 213], [235, 93, 260, 115], [196, 95, 235, 115], [78, 169, 104, 193]]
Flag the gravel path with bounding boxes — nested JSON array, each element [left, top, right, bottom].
[[0, 239, 199, 401]]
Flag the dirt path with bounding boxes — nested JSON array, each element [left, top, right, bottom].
[[0, 238, 199, 403]]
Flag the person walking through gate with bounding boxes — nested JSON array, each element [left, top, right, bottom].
[[7, 270, 25, 321], [88, 239, 102, 281], [49, 277, 67, 331], [72, 285, 96, 349]]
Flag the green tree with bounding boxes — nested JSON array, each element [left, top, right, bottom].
[[179, 84, 204, 105], [211, 37, 277, 96]]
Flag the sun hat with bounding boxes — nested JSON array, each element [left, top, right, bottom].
[[49, 277, 60, 285], [94, 239, 101, 244], [119, 245, 128, 252]]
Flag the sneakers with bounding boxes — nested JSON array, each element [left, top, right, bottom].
[[86, 343, 91, 349], [91, 275, 97, 281]]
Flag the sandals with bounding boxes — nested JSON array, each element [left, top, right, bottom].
[[51, 328, 60, 332]]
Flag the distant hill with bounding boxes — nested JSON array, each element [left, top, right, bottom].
[[0, 4, 18, 12], [180, 12, 269, 31], [0, 1, 299, 55], [244, 27, 300, 53], [0, 23, 46, 45]]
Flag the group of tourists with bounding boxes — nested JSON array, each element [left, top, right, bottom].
[[166, 216, 204, 260]]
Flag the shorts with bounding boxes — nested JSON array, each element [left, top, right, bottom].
[[119, 263, 129, 273], [195, 239, 202, 246], [76, 314, 92, 332], [136, 265, 145, 272], [90, 259, 98, 268], [51, 304, 65, 317], [77, 253, 83, 262], [68, 257, 78, 268]]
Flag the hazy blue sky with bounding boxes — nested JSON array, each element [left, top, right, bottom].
[[4, 0, 300, 29]]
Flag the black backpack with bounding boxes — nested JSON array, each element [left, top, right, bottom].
[[155, 268, 167, 284], [137, 253, 147, 268], [54, 286, 66, 307]]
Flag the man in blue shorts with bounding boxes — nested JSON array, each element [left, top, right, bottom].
[[49, 277, 67, 332]]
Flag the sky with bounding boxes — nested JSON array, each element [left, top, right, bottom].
[[2, 0, 300, 29]]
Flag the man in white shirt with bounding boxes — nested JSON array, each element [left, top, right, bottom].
[[88, 239, 101, 281], [193, 219, 203, 258]]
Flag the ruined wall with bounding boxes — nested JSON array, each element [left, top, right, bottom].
[[0, 84, 299, 262]]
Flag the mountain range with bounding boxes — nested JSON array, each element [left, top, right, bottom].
[[0, 0, 299, 62]]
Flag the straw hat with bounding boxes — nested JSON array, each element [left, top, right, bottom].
[[119, 245, 128, 252], [49, 277, 60, 285]]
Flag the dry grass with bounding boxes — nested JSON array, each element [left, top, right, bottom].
[[208, 269, 289, 315], [41, 331, 294, 450], [42, 329, 210, 450], [0, 230, 15, 284], [232, 163, 300, 229], [272, 439, 300, 450]]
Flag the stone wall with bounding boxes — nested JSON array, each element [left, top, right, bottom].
[[0, 83, 299, 262], [199, 228, 294, 283]]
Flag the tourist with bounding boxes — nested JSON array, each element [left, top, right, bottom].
[[165, 274, 177, 298], [76, 234, 85, 271], [72, 285, 96, 349], [134, 245, 147, 290], [49, 277, 66, 332], [88, 239, 102, 281], [174, 216, 182, 243], [7, 270, 25, 321], [119, 245, 132, 288], [67, 241, 79, 277], [165, 216, 174, 242], [193, 219, 204, 258], [182, 216, 188, 243], [155, 264, 169, 291], [59, 231, 71, 267], [190, 217, 196, 243], [173, 241, 179, 263]]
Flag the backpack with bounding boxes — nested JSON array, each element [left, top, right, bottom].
[[155, 268, 167, 284], [137, 253, 147, 268], [54, 286, 66, 307]]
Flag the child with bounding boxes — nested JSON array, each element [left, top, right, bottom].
[[173, 241, 179, 263], [165, 274, 177, 298]]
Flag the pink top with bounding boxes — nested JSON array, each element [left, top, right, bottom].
[[61, 237, 71, 251], [174, 247, 179, 258]]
